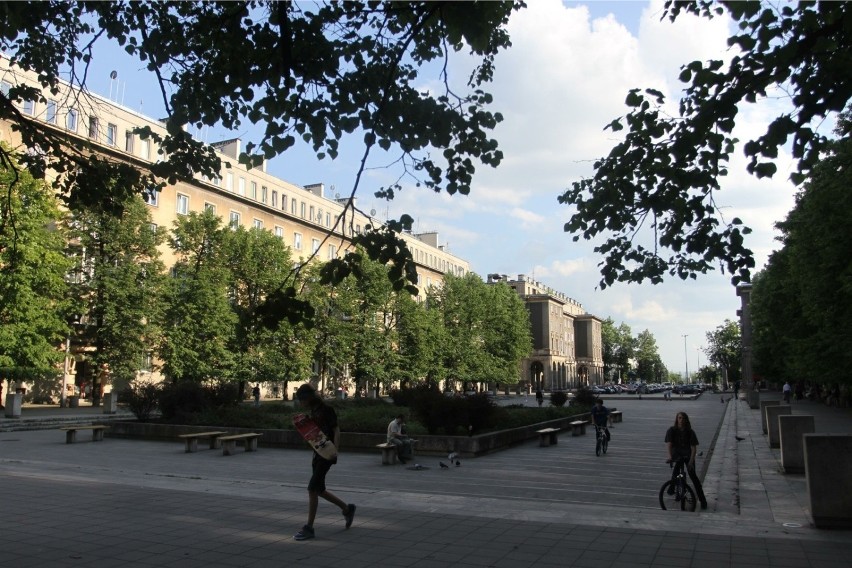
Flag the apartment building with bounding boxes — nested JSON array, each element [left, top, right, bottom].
[[0, 56, 469, 396], [489, 274, 604, 391]]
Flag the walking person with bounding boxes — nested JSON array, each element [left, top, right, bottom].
[[535, 388, 544, 407], [293, 384, 356, 541], [664, 411, 708, 510], [782, 381, 792, 404], [252, 384, 261, 407]]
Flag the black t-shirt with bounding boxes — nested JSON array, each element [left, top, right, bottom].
[[665, 426, 698, 459], [310, 402, 338, 442]]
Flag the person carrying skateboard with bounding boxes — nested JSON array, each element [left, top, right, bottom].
[[293, 383, 356, 541]]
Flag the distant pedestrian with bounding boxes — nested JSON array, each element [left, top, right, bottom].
[[293, 384, 356, 541], [782, 381, 792, 404], [535, 389, 543, 407], [252, 384, 261, 407]]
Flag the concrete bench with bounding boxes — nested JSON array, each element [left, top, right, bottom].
[[536, 427, 560, 447], [178, 431, 229, 453], [610, 410, 623, 424], [570, 420, 588, 436], [218, 433, 262, 456], [377, 440, 418, 465], [60, 425, 109, 444]]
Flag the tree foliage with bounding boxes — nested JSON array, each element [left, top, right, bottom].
[[0, 1, 522, 308], [751, 111, 852, 384], [560, 1, 852, 288], [601, 317, 634, 381], [704, 319, 741, 384]]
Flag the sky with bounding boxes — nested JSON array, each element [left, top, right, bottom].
[[81, 0, 805, 376]]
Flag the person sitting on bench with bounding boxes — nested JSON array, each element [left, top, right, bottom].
[[387, 414, 413, 464]]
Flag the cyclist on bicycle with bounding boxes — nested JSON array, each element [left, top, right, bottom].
[[591, 399, 611, 441], [665, 411, 708, 509]]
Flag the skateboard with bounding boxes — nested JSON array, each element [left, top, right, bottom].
[[293, 413, 338, 460]]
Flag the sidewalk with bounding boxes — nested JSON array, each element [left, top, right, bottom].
[[1, 394, 850, 567]]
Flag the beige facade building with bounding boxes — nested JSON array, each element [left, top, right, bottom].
[[1, 56, 469, 395], [489, 274, 604, 391]]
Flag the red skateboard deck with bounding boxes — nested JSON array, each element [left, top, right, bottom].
[[293, 413, 338, 460]]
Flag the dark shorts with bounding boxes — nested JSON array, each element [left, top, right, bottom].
[[308, 453, 333, 493]]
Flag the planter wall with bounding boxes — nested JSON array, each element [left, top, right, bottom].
[[105, 412, 592, 458]]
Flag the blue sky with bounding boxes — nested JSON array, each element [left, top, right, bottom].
[[78, 1, 805, 376]]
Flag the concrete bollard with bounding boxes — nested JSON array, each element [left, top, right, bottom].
[[103, 392, 118, 415], [780, 415, 815, 474], [4, 393, 22, 418], [747, 390, 760, 409], [766, 405, 792, 448], [760, 400, 781, 434], [804, 434, 852, 528]]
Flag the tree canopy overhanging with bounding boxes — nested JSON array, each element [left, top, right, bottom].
[[0, 1, 523, 297], [560, 0, 852, 289]]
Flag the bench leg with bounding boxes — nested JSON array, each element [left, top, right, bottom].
[[246, 438, 258, 452], [209, 437, 221, 450], [549, 432, 558, 446], [93, 429, 105, 442], [539, 434, 549, 447], [222, 440, 237, 456], [65, 430, 77, 444], [185, 438, 198, 453], [381, 448, 397, 465]]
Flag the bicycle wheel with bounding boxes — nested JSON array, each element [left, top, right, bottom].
[[595, 436, 602, 456], [659, 481, 697, 511], [602, 435, 608, 454]]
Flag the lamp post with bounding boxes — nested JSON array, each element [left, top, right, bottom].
[[682, 334, 689, 382]]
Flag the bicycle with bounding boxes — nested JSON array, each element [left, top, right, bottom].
[[594, 424, 608, 456], [659, 457, 697, 511]]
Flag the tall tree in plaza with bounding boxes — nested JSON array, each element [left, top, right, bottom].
[[160, 210, 236, 383], [704, 320, 742, 385], [68, 192, 167, 394], [0, 1, 522, 304], [392, 292, 445, 388], [752, 111, 852, 383], [601, 318, 635, 383], [0, 151, 72, 396], [634, 329, 664, 382], [561, 1, 852, 288], [222, 225, 297, 396], [478, 282, 532, 389]]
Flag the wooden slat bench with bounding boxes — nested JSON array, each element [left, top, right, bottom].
[[610, 410, 623, 424], [178, 431, 229, 453], [218, 433, 262, 456], [536, 427, 560, 447], [60, 425, 109, 444], [570, 420, 589, 436]]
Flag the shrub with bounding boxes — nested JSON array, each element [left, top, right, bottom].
[[572, 386, 596, 406], [550, 391, 568, 407], [119, 381, 161, 421]]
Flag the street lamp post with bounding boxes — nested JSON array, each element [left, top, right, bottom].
[[682, 334, 689, 382]]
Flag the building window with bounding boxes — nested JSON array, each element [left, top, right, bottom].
[[253, 218, 263, 229], [140, 137, 150, 159], [261, 186, 268, 203], [281, 194, 287, 211], [291, 199, 297, 215], [46, 100, 58, 124], [106, 123, 117, 146], [293, 232, 302, 250], [272, 190, 278, 208], [249, 181, 257, 200], [311, 238, 320, 254], [149, 223, 158, 233], [327, 244, 337, 260], [301, 202, 306, 218], [0, 81, 10, 96], [212, 176, 221, 187], [326, 212, 331, 227], [238, 177, 246, 196], [176, 193, 189, 215], [88, 116, 99, 139], [274, 226, 284, 240], [125, 130, 135, 152], [229, 211, 241, 229], [204, 202, 216, 213], [226, 172, 234, 192], [142, 187, 159, 207], [66, 109, 78, 131], [309, 206, 315, 222], [140, 351, 154, 372], [22, 99, 35, 116]]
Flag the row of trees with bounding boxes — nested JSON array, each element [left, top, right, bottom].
[[750, 113, 852, 386], [600, 318, 667, 383], [0, 152, 532, 401]]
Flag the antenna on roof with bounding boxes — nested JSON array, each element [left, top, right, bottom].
[[108, 71, 118, 101]]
